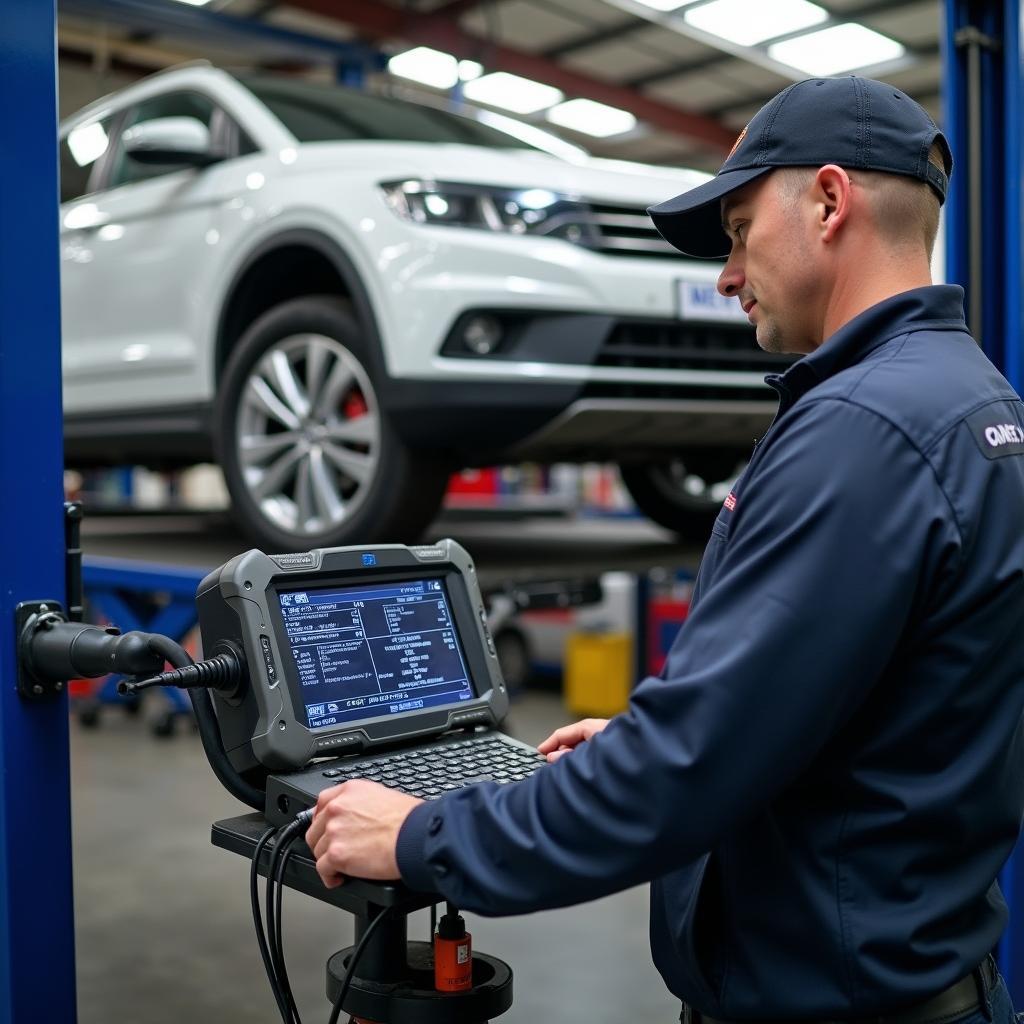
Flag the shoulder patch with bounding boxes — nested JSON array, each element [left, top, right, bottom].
[[967, 407, 1024, 460]]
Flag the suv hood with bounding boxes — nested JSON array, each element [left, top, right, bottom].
[[294, 141, 711, 207]]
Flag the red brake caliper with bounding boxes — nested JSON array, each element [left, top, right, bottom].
[[342, 390, 368, 421]]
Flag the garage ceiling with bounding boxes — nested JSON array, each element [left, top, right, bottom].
[[57, 0, 942, 172]]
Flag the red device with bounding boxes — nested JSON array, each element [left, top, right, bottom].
[[434, 904, 472, 992]]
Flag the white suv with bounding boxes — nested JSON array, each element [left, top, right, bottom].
[[59, 63, 787, 552]]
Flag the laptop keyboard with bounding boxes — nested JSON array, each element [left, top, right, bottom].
[[318, 736, 548, 799]]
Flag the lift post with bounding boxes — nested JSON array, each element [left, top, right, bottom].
[[943, 0, 1024, 999], [0, 1, 76, 1021]]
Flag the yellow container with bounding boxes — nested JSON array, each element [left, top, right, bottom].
[[564, 632, 633, 717]]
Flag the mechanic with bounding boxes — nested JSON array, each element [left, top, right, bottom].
[[305, 76, 1024, 1023]]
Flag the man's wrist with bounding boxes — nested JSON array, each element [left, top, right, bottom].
[[395, 800, 441, 892]]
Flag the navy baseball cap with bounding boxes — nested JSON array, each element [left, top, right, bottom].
[[649, 76, 953, 259]]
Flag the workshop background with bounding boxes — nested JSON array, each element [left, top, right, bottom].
[[1, 1, 1021, 1022]]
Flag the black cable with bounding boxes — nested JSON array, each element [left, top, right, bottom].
[[119, 649, 241, 693], [327, 908, 394, 1024], [270, 829, 306, 1024], [251, 812, 314, 1024], [144, 633, 192, 671], [138, 633, 264, 811], [251, 825, 292, 1023]]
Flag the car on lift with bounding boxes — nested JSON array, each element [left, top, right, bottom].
[[58, 62, 790, 553]]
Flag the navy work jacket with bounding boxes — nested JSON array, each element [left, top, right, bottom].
[[397, 286, 1024, 1016]]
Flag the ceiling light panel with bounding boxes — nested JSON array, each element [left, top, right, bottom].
[[462, 72, 564, 114], [684, 0, 828, 47], [388, 46, 459, 90], [631, 0, 704, 10], [546, 98, 638, 137], [768, 23, 906, 76]]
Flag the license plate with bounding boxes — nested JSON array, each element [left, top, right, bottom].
[[677, 279, 749, 324]]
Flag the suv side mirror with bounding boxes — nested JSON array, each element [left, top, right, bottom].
[[122, 117, 218, 167]]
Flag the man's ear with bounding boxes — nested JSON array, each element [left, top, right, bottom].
[[813, 164, 853, 243]]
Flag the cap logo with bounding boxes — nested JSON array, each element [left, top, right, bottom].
[[727, 125, 748, 161]]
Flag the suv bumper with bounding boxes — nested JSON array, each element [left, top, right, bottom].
[[384, 308, 788, 460], [386, 377, 777, 462]]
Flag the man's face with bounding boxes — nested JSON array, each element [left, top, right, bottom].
[[716, 172, 821, 355]]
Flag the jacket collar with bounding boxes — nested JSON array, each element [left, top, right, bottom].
[[766, 285, 968, 408]]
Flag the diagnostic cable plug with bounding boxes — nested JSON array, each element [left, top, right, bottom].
[[118, 644, 244, 696]]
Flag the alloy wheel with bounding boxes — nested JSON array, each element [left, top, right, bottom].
[[235, 333, 381, 538]]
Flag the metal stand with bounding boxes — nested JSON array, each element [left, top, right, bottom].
[[212, 813, 514, 1023]]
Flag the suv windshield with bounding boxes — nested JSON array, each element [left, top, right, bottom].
[[238, 75, 538, 149]]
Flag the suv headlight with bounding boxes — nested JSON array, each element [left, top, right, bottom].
[[380, 180, 594, 243]]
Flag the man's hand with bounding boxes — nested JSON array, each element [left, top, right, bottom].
[[537, 718, 609, 763], [305, 780, 423, 889]]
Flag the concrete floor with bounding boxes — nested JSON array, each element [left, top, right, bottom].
[[71, 688, 683, 1024]]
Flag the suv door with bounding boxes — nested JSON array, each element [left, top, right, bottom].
[[60, 90, 255, 417]]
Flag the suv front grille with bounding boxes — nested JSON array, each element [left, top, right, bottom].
[[596, 320, 796, 374], [584, 202, 696, 260]]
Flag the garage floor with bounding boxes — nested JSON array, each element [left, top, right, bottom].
[[71, 690, 682, 1024]]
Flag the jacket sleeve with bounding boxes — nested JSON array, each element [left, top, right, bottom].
[[395, 398, 962, 913]]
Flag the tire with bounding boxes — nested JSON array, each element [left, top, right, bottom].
[[493, 627, 532, 695], [619, 449, 747, 542], [216, 296, 450, 552]]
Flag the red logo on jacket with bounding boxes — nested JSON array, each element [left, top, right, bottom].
[[724, 492, 737, 512]]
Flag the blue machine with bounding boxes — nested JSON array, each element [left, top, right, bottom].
[[0, 2, 76, 1021], [943, 0, 1024, 999]]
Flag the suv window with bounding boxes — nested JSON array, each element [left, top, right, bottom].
[[106, 91, 217, 190], [238, 75, 538, 149], [60, 116, 114, 203]]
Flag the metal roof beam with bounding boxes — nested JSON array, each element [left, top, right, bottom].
[[622, 0, 933, 90], [58, 0, 379, 65], [297, 0, 737, 150], [542, 17, 646, 59], [698, 41, 942, 121]]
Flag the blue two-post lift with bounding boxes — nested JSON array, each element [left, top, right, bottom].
[[0, 2, 77, 1022], [0, 0, 1022, 1019], [944, 0, 1024, 998]]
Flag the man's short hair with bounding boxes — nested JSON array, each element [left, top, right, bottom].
[[776, 142, 946, 258]]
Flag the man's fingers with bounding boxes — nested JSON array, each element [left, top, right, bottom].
[[312, 832, 332, 860], [315, 854, 345, 889], [316, 782, 346, 810], [538, 718, 608, 752], [307, 782, 348, 849], [537, 724, 586, 753]]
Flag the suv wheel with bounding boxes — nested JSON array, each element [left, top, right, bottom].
[[619, 450, 746, 542], [216, 296, 449, 552]]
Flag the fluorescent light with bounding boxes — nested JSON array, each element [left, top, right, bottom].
[[462, 72, 564, 115], [685, 0, 827, 47], [632, 0, 703, 10], [768, 23, 906, 75], [67, 122, 108, 167], [546, 98, 637, 138], [388, 46, 459, 90], [458, 59, 484, 81], [170, 0, 213, 5]]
